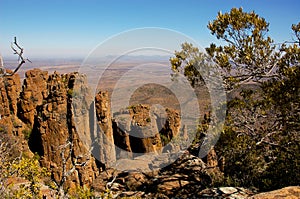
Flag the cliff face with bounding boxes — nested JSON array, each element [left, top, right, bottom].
[[94, 91, 116, 166], [0, 69, 101, 189], [29, 71, 100, 189], [0, 71, 32, 156], [112, 104, 181, 159], [18, 69, 48, 127], [0, 68, 187, 190], [0, 70, 21, 119]]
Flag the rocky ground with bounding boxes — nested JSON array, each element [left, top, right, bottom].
[[0, 69, 299, 198]]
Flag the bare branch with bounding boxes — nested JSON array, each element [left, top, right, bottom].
[[0, 37, 31, 77], [52, 138, 93, 197], [106, 175, 117, 190], [0, 55, 3, 69]]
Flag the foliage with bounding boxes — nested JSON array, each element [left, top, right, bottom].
[[68, 185, 95, 199], [22, 128, 32, 141], [171, 7, 300, 191], [0, 139, 50, 198], [159, 133, 169, 146], [170, 43, 207, 87], [11, 156, 49, 196], [1, 138, 97, 198], [206, 7, 279, 90], [67, 89, 74, 97], [98, 188, 114, 199], [258, 22, 300, 190]]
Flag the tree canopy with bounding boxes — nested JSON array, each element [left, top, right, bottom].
[[170, 7, 300, 190]]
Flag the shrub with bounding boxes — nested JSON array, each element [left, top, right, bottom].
[[22, 128, 32, 140]]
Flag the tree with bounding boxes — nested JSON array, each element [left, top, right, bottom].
[[206, 7, 279, 90], [170, 7, 300, 190], [259, 22, 300, 189], [170, 42, 207, 87]]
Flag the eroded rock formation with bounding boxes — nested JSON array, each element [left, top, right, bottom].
[[0, 71, 32, 157], [1, 68, 296, 198], [27, 71, 100, 189], [94, 91, 116, 166], [112, 104, 182, 159], [0, 68, 186, 190], [18, 69, 48, 127]]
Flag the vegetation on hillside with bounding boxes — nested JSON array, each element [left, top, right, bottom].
[[0, 6, 299, 198], [170, 7, 299, 191]]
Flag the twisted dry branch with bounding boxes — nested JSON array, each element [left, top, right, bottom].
[[0, 37, 31, 77]]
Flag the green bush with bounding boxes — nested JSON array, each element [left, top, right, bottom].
[[22, 128, 32, 140]]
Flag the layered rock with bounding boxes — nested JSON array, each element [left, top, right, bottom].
[[159, 108, 181, 145], [0, 77, 11, 118], [92, 153, 216, 198], [0, 72, 33, 157], [0, 71, 21, 118], [94, 91, 116, 166], [28, 71, 99, 189], [1, 68, 298, 198], [199, 187, 254, 198], [112, 104, 182, 159], [128, 104, 162, 154], [1, 68, 185, 190], [18, 69, 48, 127], [112, 114, 133, 159], [3, 70, 22, 116]]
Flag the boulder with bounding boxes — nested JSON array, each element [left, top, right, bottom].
[[250, 186, 300, 199]]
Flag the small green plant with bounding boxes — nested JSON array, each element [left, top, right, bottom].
[[160, 134, 169, 146], [67, 89, 74, 97], [99, 188, 114, 199], [7, 156, 50, 198], [127, 105, 135, 110], [67, 89, 80, 98], [22, 128, 32, 140], [13, 120, 19, 128], [68, 185, 95, 199]]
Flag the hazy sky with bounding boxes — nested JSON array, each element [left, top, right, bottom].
[[0, 0, 299, 59]]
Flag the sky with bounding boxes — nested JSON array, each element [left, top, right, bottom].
[[0, 0, 299, 59]]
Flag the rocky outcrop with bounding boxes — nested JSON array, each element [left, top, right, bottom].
[[0, 74, 18, 135], [112, 117, 133, 159], [112, 104, 182, 159], [18, 69, 48, 127], [94, 91, 116, 166], [0, 70, 21, 118], [159, 108, 181, 145], [250, 186, 300, 199], [2, 68, 297, 198], [0, 72, 33, 157], [128, 104, 162, 154], [92, 153, 220, 198], [28, 71, 99, 189], [1, 69, 112, 190], [199, 187, 254, 198], [93, 165, 299, 198], [1, 68, 186, 191], [3, 70, 22, 116]]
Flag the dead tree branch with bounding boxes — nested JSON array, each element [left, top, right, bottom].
[[52, 139, 93, 198], [0, 37, 31, 77]]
